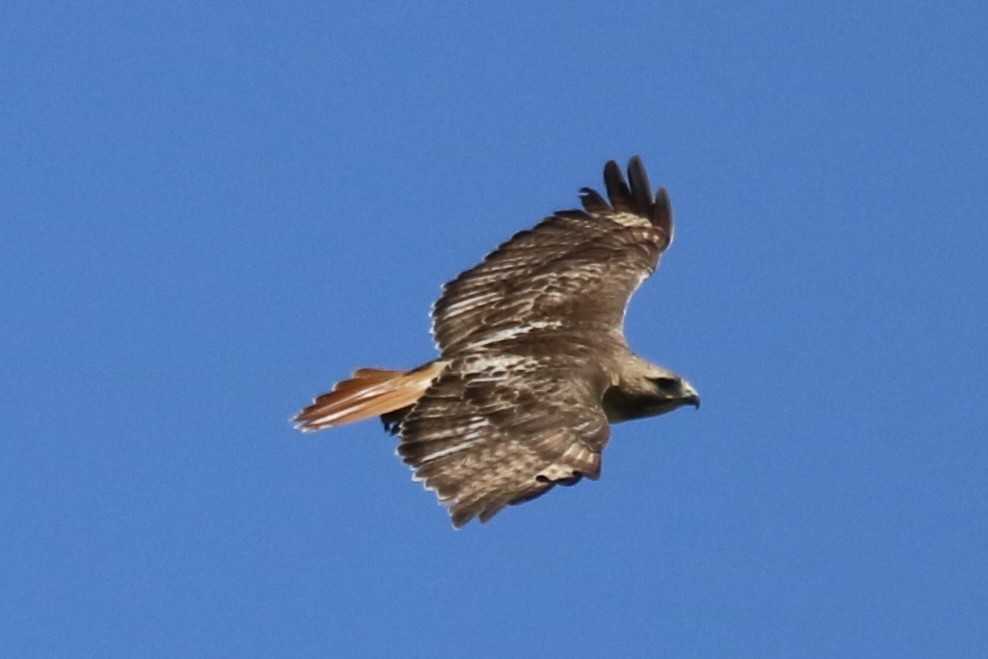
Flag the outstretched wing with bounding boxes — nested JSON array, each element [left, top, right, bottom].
[[397, 352, 610, 527], [431, 156, 674, 356]]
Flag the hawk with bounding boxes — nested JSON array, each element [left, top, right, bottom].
[[294, 156, 700, 527]]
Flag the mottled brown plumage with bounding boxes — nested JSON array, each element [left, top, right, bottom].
[[294, 157, 699, 527]]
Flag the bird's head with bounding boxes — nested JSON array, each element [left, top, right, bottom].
[[603, 361, 700, 423], [646, 371, 701, 412]]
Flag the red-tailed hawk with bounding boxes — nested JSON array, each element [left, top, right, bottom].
[[294, 157, 699, 527]]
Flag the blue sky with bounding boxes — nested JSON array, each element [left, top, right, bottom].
[[2, 2, 986, 656]]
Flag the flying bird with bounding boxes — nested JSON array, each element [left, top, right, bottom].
[[294, 156, 699, 527]]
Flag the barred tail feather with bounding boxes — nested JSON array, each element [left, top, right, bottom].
[[294, 362, 444, 432]]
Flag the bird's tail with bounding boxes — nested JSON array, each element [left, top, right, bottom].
[[293, 361, 445, 432]]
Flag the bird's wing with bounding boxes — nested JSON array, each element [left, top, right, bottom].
[[431, 156, 674, 356], [397, 352, 611, 527]]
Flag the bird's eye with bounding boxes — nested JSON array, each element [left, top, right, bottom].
[[651, 377, 680, 394]]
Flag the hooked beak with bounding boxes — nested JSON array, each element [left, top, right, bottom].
[[681, 380, 701, 409]]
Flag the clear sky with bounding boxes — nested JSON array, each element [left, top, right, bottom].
[[2, 2, 986, 657]]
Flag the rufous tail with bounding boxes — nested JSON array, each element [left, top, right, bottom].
[[293, 361, 445, 432]]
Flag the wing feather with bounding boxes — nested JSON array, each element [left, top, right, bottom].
[[603, 160, 633, 211], [431, 157, 673, 355]]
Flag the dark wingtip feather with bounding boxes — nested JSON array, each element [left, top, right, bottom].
[[576, 157, 672, 231], [627, 155, 652, 212], [652, 186, 673, 248], [603, 160, 632, 212], [579, 187, 609, 213]]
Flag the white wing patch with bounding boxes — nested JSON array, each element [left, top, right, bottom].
[[463, 320, 564, 349]]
